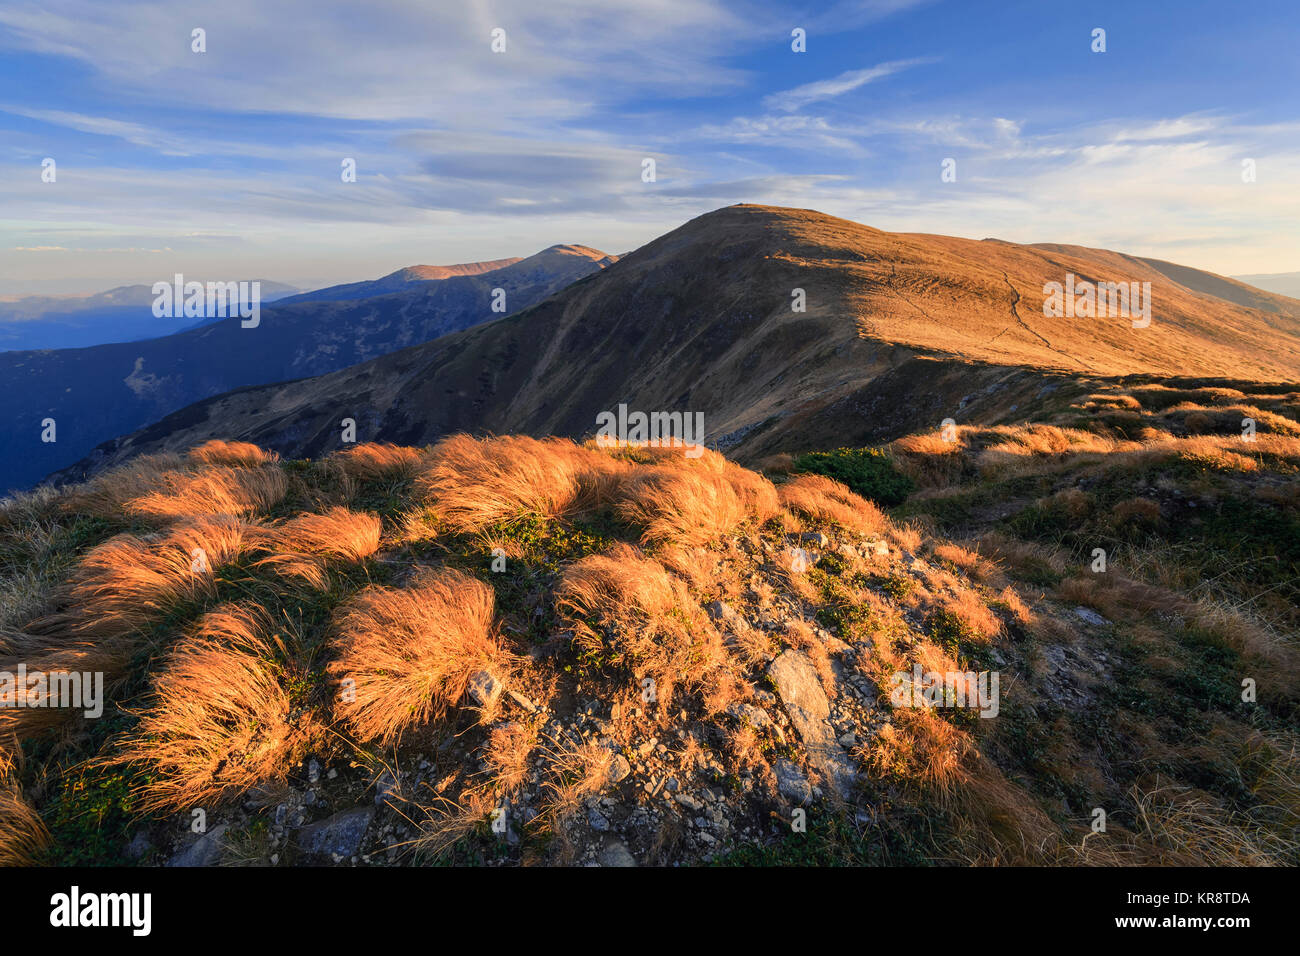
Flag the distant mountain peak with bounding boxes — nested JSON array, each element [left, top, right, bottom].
[[538, 243, 612, 258], [387, 259, 523, 283]]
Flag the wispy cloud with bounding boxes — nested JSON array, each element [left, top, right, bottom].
[[763, 58, 935, 112], [1, 1, 1296, 288]]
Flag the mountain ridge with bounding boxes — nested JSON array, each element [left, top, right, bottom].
[[51, 204, 1300, 485], [2, 247, 615, 492]]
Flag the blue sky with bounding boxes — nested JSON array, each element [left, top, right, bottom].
[[2, 0, 1297, 294]]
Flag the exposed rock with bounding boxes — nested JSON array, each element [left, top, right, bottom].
[[126, 830, 153, 861], [466, 669, 504, 708], [168, 824, 229, 867], [774, 759, 813, 804], [373, 770, 399, 807], [706, 600, 740, 623], [507, 689, 539, 712], [296, 807, 374, 860], [607, 754, 632, 784], [1074, 607, 1110, 627], [768, 650, 857, 798], [596, 839, 637, 867]]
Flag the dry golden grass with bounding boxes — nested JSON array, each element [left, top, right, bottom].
[[533, 736, 615, 856], [251, 507, 382, 587], [654, 543, 722, 595], [934, 591, 1002, 643], [725, 723, 768, 776], [188, 440, 279, 467], [995, 585, 1034, 627], [0, 746, 49, 866], [1056, 572, 1185, 623], [773, 546, 823, 604], [421, 435, 628, 533], [328, 567, 506, 745], [1075, 781, 1298, 866], [891, 430, 969, 488], [0, 643, 121, 741], [977, 532, 1066, 582], [110, 604, 316, 812], [59, 452, 187, 517], [0, 515, 259, 737], [483, 719, 540, 796], [932, 542, 1000, 583], [616, 469, 744, 546], [861, 710, 966, 792], [985, 425, 1119, 459], [410, 779, 497, 858], [777, 474, 887, 536], [422, 434, 780, 546], [50, 515, 252, 643], [556, 543, 725, 709], [11, 418, 1295, 867], [888, 522, 923, 553], [123, 465, 288, 521], [938, 758, 1064, 865], [329, 442, 426, 482], [727, 616, 778, 668]]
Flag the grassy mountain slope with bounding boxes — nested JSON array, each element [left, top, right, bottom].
[[2, 412, 1296, 866], [58, 205, 1300, 484], [3, 246, 613, 493]]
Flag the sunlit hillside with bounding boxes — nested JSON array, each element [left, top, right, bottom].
[[3, 399, 1297, 866]]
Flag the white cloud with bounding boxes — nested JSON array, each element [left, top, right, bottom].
[[763, 58, 935, 112]]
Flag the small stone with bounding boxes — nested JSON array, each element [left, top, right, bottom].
[[168, 824, 229, 867], [587, 808, 611, 832], [126, 830, 152, 860], [374, 770, 399, 806], [596, 840, 637, 867], [1074, 607, 1110, 627], [675, 793, 704, 812], [465, 669, 504, 708], [774, 758, 813, 805], [296, 807, 375, 860], [607, 755, 632, 784]]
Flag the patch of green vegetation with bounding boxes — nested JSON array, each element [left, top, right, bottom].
[[792, 447, 916, 506], [350, 478, 417, 523], [926, 608, 974, 653], [470, 513, 621, 646], [710, 807, 936, 866], [896, 491, 976, 531], [1004, 499, 1076, 540], [44, 764, 154, 866], [991, 701, 1076, 802], [874, 571, 914, 601]]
